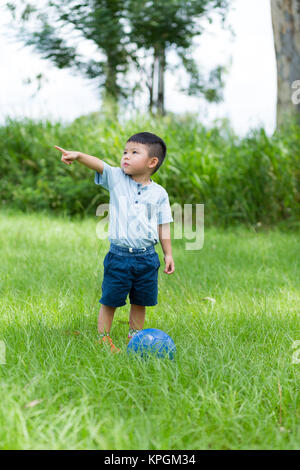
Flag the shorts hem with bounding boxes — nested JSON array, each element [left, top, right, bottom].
[[99, 300, 127, 308], [129, 300, 158, 307]]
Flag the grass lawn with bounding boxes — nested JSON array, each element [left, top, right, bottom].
[[0, 209, 299, 450]]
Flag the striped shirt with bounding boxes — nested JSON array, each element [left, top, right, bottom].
[[95, 161, 173, 249]]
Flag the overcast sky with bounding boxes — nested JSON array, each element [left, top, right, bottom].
[[0, 0, 277, 137]]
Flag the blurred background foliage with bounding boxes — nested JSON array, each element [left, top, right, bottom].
[[1, 112, 299, 229]]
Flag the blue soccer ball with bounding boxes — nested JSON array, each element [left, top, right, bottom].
[[127, 328, 176, 360]]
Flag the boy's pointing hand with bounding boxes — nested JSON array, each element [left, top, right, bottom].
[[163, 255, 175, 275], [54, 145, 79, 165]]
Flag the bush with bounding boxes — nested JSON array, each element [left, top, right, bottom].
[[0, 112, 299, 228]]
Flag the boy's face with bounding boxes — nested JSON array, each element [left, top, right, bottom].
[[121, 142, 158, 177]]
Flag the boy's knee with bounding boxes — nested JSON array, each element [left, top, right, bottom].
[[100, 304, 117, 313]]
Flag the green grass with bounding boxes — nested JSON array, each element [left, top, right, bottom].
[[0, 209, 299, 449]]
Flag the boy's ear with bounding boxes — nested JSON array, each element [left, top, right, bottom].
[[149, 157, 159, 168]]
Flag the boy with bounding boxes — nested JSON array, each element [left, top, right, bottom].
[[54, 131, 175, 353]]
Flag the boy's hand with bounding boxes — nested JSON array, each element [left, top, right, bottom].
[[54, 145, 79, 165], [163, 254, 175, 275]]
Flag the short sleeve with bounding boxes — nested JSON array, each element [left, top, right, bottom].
[[157, 191, 173, 224], [94, 161, 120, 191]]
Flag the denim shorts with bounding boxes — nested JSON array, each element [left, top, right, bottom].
[[99, 243, 161, 307]]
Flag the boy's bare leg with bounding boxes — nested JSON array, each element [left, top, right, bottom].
[[98, 304, 117, 335], [98, 304, 120, 353], [129, 304, 146, 330]]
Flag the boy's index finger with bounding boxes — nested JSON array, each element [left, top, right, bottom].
[[54, 145, 66, 153]]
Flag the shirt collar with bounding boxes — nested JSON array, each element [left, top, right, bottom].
[[129, 175, 153, 189]]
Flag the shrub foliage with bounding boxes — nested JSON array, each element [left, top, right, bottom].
[[1, 113, 299, 227]]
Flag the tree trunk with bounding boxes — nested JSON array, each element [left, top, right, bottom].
[[148, 55, 155, 115], [101, 90, 119, 120], [149, 50, 159, 115], [271, 0, 300, 128], [102, 60, 119, 120], [157, 47, 166, 116]]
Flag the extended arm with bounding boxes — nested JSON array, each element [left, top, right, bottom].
[[54, 146, 104, 174], [77, 152, 104, 173]]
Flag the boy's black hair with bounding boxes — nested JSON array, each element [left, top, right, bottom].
[[126, 132, 167, 175]]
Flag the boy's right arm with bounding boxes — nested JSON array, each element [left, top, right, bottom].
[[77, 151, 104, 174], [54, 146, 104, 174]]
